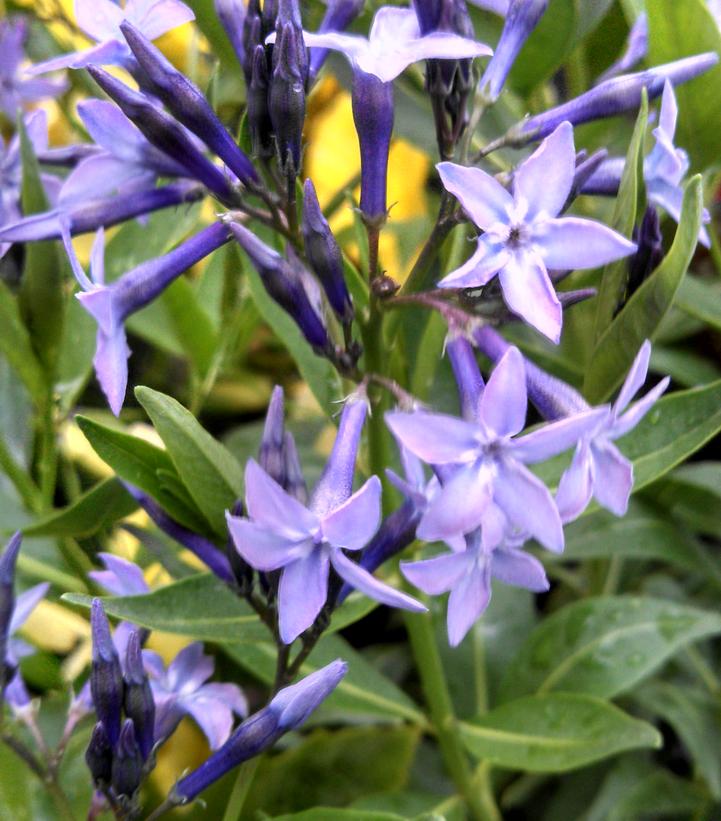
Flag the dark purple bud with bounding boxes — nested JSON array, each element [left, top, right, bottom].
[[337, 500, 421, 604], [225, 500, 254, 591], [85, 722, 113, 786], [36, 144, 104, 168], [627, 206, 663, 297], [0, 181, 204, 243], [90, 599, 124, 747], [87, 67, 239, 206], [479, 0, 549, 102], [472, 325, 588, 419], [247, 45, 274, 159], [352, 71, 394, 220], [242, 11, 264, 86], [229, 222, 331, 352], [123, 631, 155, 761], [111, 719, 144, 799], [121, 22, 259, 188], [302, 179, 353, 323], [509, 53, 719, 146], [581, 156, 624, 196], [309, 0, 365, 78], [567, 148, 609, 206], [0, 533, 22, 691], [173, 660, 347, 805], [262, 0, 279, 38], [283, 431, 309, 503], [558, 288, 597, 309], [446, 332, 484, 421], [269, 22, 306, 177], [215, 0, 247, 71], [259, 386, 287, 485], [123, 484, 234, 584], [311, 394, 367, 516], [276, 0, 303, 30]]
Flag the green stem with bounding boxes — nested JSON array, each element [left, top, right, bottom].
[[708, 214, 721, 280], [400, 196, 457, 296], [403, 611, 500, 821], [221, 759, 260, 821], [37, 397, 58, 508], [0, 436, 42, 513]]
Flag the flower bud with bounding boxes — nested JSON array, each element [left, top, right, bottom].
[[283, 431, 309, 504], [269, 22, 307, 177], [627, 206, 663, 298], [85, 722, 113, 787], [351, 71, 394, 220], [173, 660, 347, 804], [0, 533, 21, 688], [479, 0, 549, 102], [226, 500, 254, 591], [229, 222, 330, 352], [247, 45, 274, 159], [215, 0, 247, 72], [262, 0, 280, 38], [90, 599, 124, 747], [242, 10, 264, 86], [302, 179, 353, 323], [123, 631, 156, 761], [86, 67, 239, 206], [111, 719, 144, 799], [259, 386, 287, 486], [121, 21, 259, 187]]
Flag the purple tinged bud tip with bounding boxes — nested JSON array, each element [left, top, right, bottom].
[[479, 0, 548, 102], [229, 222, 330, 352], [0, 532, 22, 690], [85, 722, 113, 786], [86, 66, 239, 205], [259, 385, 287, 486], [311, 394, 368, 516], [262, 0, 280, 37], [269, 21, 307, 176], [352, 71, 394, 220], [283, 431, 309, 503], [248, 44, 274, 158], [242, 8, 263, 86], [90, 599, 124, 747], [302, 178, 353, 323], [513, 52, 719, 144], [123, 631, 156, 761], [628, 206, 663, 295], [0, 531, 21, 587], [446, 332, 484, 421], [174, 660, 347, 804], [121, 21, 258, 187], [111, 719, 143, 798]]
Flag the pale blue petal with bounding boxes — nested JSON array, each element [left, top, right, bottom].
[[8, 583, 49, 634], [480, 346, 527, 438], [555, 441, 594, 523], [498, 250, 562, 342], [614, 340, 651, 415], [438, 235, 509, 289], [511, 407, 609, 464], [331, 550, 426, 611], [167, 643, 213, 694], [590, 441, 633, 516], [447, 560, 491, 647], [401, 550, 471, 595], [125, 0, 196, 40], [75, 0, 125, 40], [534, 216, 637, 270], [244, 458, 318, 537], [612, 376, 669, 439], [515, 122, 575, 220], [437, 162, 514, 231], [226, 515, 312, 571], [491, 546, 549, 592], [417, 461, 493, 542], [385, 410, 480, 465], [179, 683, 245, 750], [278, 551, 330, 644], [93, 326, 131, 417], [321, 476, 382, 551]]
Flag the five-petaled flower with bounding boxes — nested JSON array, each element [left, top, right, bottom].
[[437, 121, 637, 341]]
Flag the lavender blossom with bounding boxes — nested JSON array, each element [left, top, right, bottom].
[[386, 346, 608, 549], [120, 21, 259, 187], [172, 660, 347, 805], [214, 0, 247, 70], [1, 533, 22, 690], [0, 18, 67, 118], [473, 327, 669, 521], [0, 180, 203, 244], [28, 0, 195, 74], [86, 67, 240, 206], [227, 392, 426, 644], [88, 553, 149, 598], [501, 53, 718, 147], [229, 221, 331, 353], [596, 13, 648, 84], [287, 5, 490, 217], [479, 0, 548, 103], [437, 123, 636, 341], [403, 518, 548, 645], [583, 82, 711, 246], [63, 221, 231, 415], [143, 642, 247, 750]]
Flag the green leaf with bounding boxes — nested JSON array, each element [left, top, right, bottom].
[[22, 478, 136, 538], [159, 276, 219, 377], [270, 811, 407, 821], [593, 93, 648, 340], [135, 386, 244, 536], [17, 116, 64, 376], [647, 0, 721, 171], [604, 768, 708, 821], [63, 573, 269, 642], [243, 726, 419, 818], [244, 259, 342, 416], [634, 681, 721, 799], [500, 596, 721, 701], [0, 280, 46, 405], [651, 461, 721, 537], [225, 634, 425, 725], [675, 274, 721, 332], [584, 175, 704, 402], [460, 693, 660, 773], [552, 505, 705, 572]]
